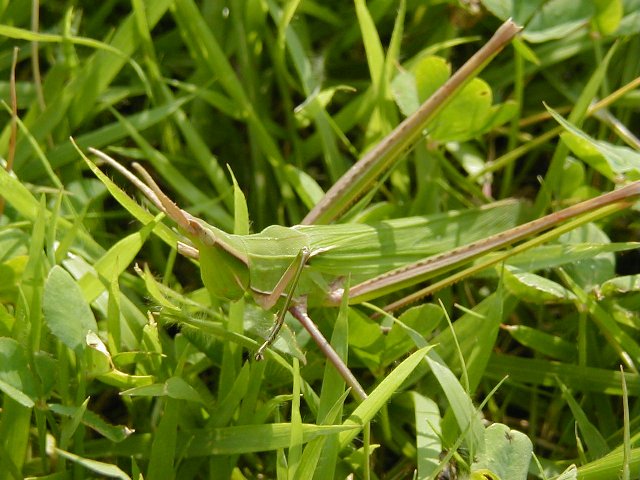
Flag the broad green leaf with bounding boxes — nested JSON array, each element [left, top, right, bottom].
[[392, 55, 517, 142], [592, 0, 623, 35], [559, 225, 616, 289], [524, 1, 594, 42], [558, 158, 586, 199], [470, 423, 533, 480], [600, 274, 640, 296], [43, 266, 99, 354], [0, 338, 37, 405], [548, 106, 640, 180], [392, 56, 449, 116], [391, 69, 421, 118], [428, 80, 517, 142], [0, 255, 27, 304], [502, 266, 576, 303], [481, 0, 543, 25], [482, 0, 595, 42]]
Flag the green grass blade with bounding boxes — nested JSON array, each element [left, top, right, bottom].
[[339, 346, 431, 447], [56, 448, 132, 480], [557, 379, 609, 459], [487, 355, 640, 395], [533, 42, 618, 213]]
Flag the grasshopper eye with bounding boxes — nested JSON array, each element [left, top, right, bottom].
[[197, 226, 218, 248]]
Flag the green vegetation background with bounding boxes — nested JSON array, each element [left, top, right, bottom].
[[0, 1, 639, 479]]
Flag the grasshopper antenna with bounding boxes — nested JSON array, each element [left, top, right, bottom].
[[88, 147, 204, 241], [88, 147, 164, 213], [129, 162, 214, 244], [130, 162, 193, 233]]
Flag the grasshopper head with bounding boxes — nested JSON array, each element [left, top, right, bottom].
[[86, 148, 251, 302], [190, 220, 250, 302], [130, 157, 251, 302]]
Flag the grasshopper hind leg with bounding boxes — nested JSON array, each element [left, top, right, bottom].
[[253, 247, 368, 401], [288, 304, 368, 402]]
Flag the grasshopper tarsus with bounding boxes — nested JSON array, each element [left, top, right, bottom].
[[255, 312, 284, 361]]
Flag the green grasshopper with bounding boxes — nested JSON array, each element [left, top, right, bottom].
[[84, 147, 640, 401], [80, 19, 640, 400]]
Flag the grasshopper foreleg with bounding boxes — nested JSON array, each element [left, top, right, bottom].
[[255, 247, 311, 360]]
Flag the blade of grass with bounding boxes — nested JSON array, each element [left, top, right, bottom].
[[339, 346, 431, 447], [171, 0, 300, 222], [557, 268, 640, 374], [487, 355, 640, 395], [301, 283, 352, 479], [533, 42, 618, 214], [557, 378, 609, 459]]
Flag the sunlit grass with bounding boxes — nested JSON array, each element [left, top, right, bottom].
[[1, 1, 639, 479]]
